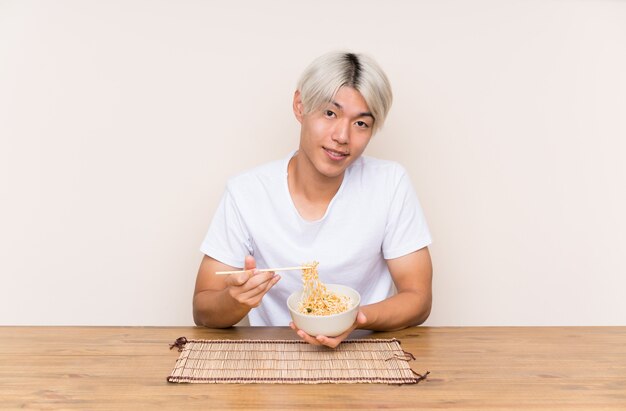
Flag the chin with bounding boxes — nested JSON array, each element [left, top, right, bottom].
[[317, 166, 347, 179], [310, 153, 352, 179]]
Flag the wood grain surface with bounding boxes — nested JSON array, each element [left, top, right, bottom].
[[1, 326, 624, 410]]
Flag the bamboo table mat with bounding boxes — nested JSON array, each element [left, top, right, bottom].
[[167, 337, 427, 385]]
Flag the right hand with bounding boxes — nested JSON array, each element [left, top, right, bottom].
[[224, 255, 280, 309]]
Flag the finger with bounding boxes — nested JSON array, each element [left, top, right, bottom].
[[315, 313, 364, 348], [225, 270, 252, 287], [242, 271, 278, 291], [234, 274, 280, 306], [298, 330, 322, 346], [316, 335, 342, 349], [356, 311, 367, 326], [263, 274, 280, 290], [291, 323, 322, 346], [238, 274, 279, 300], [244, 255, 256, 271]]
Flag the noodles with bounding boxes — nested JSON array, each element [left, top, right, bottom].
[[297, 262, 350, 316]]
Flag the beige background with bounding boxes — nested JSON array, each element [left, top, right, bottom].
[[1, 0, 625, 326]]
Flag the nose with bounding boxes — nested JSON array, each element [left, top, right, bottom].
[[332, 120, 350, 145]]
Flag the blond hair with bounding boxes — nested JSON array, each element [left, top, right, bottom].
[[297, 51, 393, 133]]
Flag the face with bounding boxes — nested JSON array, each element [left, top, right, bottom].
[[293, 86, 374, 181]]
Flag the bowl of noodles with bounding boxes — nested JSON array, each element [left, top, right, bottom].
[[287, 263, 361, 337]]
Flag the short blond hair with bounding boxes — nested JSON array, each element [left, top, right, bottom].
[[297, 51, 393, 133]]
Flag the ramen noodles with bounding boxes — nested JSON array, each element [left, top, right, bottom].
[[298, 262, 350, 316]]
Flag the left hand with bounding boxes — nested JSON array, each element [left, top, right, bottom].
[[289, 311, 368, 348]]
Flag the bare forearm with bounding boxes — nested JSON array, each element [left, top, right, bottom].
[[359, 290, 431, 331], [193, 288, 250, 328]]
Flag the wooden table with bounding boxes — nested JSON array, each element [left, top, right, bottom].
[[1, 326, 625, 410]]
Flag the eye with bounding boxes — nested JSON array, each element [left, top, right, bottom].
[[324, 110, 336, 118], [355, 120, 370, 128]]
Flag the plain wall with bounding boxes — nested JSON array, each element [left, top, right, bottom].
[[1, 0, 625, 326]]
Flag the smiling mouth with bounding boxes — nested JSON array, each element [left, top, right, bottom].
[[323, 147, 349, 160]]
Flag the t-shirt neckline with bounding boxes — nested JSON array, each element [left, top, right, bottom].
[[283, 150, 349, 224]]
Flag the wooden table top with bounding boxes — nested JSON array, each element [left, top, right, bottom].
[[1, 326, 625, 410]]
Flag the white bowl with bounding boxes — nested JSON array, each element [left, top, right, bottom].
[[287, 284, 361, 337]]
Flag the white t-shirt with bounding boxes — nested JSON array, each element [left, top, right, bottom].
[[200, 151, 432, 326]]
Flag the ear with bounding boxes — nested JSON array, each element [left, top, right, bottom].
[[293, 90, 304, 123]]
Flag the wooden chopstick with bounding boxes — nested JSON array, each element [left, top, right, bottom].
[[215, 266, 308, 275]]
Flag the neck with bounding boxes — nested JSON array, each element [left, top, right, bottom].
[[287, 152, 345, 220]]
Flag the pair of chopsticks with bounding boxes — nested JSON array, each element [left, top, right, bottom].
[[215, 266, 308, 275]]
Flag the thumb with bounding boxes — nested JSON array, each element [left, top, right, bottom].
[[356, 311, 367, 325], [244, 255, 257, 272]]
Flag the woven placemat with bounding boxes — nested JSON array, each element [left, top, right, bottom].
[[167, 337, 428, 385]]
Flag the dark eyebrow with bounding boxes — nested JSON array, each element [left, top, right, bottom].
[[331, 101, 374, 119]]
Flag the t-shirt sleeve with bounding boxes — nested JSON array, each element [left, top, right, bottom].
[[382, 167, 432, 260], [199, 186, 253, 268]]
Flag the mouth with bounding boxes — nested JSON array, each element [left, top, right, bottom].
[[323, 147, 349, 161]]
